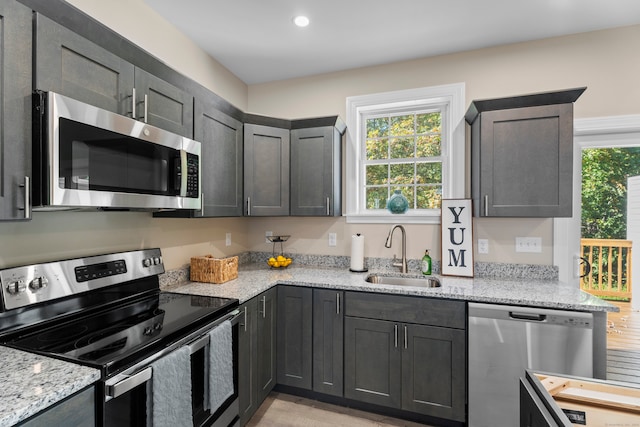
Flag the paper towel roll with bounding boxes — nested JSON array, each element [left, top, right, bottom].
[[350, 234, 366, 271]]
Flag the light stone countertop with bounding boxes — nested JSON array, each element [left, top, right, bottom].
[[0, 346, 100, 427], [162, 264, 617, 312]]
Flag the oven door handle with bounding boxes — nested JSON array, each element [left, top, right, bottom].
[[106, 367, 152, 399], [187, 308, 242, 354]]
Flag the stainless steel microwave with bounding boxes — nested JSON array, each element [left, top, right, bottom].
[[32, 91, 201, 211]]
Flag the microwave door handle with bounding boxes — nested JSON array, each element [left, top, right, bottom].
[[106, 367, 152, 399], [179, 151, 188, 197]]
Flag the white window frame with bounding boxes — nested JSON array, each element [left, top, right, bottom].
[[345, 83, 466, 224]]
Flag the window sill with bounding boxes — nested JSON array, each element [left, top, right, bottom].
[[345, 212, 441, 224]]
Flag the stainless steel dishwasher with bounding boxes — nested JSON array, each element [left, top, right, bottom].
[[468, 302, 594, 427]]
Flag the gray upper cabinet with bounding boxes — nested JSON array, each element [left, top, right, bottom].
[[466, 87, 585, 217], [34, 14, 193, 138], [0, 0, 32, 221], [290, 117, 345, 216], [133, 67, 193, 138], [194, 98, 243, 217], [244, 123, 290, 216], [34, 13, 135, 115]]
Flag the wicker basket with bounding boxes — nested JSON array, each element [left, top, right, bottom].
[[190, 255, 238, 284]]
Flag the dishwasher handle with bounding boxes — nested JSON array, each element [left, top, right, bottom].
[[509, 311, 547, 322]]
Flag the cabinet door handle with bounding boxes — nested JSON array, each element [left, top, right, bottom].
[[131, 88, 137, 119], [19, 176, 30, 219], [326, 197, 330, 216], [484, 195, 489, 216], [336, 293, 340, 315], [404, 325, 408, 349], [394, 324, 398, 348], [261, 295, 266, 318], [143, 93, 148, 123], [241, 306, 247, 332], [247, 196, 251, 216]]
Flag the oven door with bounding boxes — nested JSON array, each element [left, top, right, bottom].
[[102, 309, 240, 427]]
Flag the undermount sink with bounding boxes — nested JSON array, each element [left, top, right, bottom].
[[365, 274, 441, 288]]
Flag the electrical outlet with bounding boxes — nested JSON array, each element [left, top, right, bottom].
[[225, 233, 231, 247], [328, 232, 337, 247], [478, 239, 489, 254], [265, 231, 273, 244], [515, 237, 542, 253]]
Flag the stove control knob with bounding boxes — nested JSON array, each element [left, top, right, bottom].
[[142, 258, 152, 268], [143, 326, 153, 336], [29, 276, 49, 291], [153, 257, 161, 266], [6, 280, 26, 295]]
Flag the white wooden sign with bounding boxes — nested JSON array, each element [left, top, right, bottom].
[[441, 199, 474, 277]]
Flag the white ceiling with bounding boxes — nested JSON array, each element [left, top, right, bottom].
[[144, 0, 640, 85]]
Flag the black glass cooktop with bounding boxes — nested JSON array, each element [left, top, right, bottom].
[[6, 292, 238, 376]]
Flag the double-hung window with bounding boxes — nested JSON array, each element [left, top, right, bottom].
[[345, 83, 465, 224]]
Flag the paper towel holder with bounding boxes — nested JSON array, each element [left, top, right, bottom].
[[349, 233, 368, 273]]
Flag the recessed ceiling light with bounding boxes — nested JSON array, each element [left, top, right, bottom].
[[293, 15, 310, 27]]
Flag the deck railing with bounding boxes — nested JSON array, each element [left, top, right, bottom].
[[580, 238, 632, 300]]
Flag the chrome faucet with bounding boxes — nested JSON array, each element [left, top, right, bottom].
[[385, 224, 408, 273]]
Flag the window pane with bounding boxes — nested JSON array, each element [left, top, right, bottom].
[[390, 114, 414, 136], [366, 138, 388, 160], [417, 112, 441, 134], [366, 187, 387, 210], [416, 162, 442, 183], [390, 137, 414, 159], [417, 186, 442, 209], [366, 164, 388, 185], [416, 134, 441, 157], [367, 117, 389, 138], [390, 163, 414, 184]]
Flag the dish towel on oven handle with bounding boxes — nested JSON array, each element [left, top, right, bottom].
[[206, 319, 234, 414], [149, 345, 192, 427]]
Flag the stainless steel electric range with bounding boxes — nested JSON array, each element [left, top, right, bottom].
[[0, 248, 240, 427]]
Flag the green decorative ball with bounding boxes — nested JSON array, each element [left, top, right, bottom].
[[387, 190, 409, 214]]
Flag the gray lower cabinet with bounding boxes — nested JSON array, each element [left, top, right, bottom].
[[34, 13, 193, 137], [243, 124, 290, 216], [277, 286, 313, 389], [290, 118, 344, 216], [239, 288, 277, 426], [312, 289, 344, 397], [344, 292, 466, 422], [276, 287, 344, 397], [20, 386, 95, 427], [466, 88, 585, 217], [0, 0, 31, 221]]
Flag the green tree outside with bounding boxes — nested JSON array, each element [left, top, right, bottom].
[[582, 147, 640, 239]]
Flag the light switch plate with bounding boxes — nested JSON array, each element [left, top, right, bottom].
[[265, 231, 273, 244], [328, 232, 337, 247], [477, 239, 489, 254], [225, 233, 231, 246]]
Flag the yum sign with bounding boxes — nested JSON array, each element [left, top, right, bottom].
[[441, 199, 474, 277]]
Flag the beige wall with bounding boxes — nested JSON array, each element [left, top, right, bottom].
[[1, 3, 638, 270], [246, 25, 640, 265]]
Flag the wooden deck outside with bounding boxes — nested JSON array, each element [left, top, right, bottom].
[[606, 301, 640, 384]]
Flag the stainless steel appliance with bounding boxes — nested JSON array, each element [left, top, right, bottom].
[[468, 302, 594, 427], [0, 249, 239, 427], [32, 91, 201, 211]]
